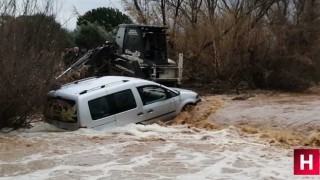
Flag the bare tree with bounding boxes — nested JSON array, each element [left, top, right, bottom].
[[160, 0, 166, 26], [205, 0, 218, 20], [133, 0, 148, 23], [0, 0, 69, 129]]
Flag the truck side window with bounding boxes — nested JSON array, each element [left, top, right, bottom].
[[88, 89, 137, 120], [115, 27, 125, 53], [137, 86, 167, 105], [167, 89, 179, 97], [88, 96, 111, 120], [112, 89, 137, 113]]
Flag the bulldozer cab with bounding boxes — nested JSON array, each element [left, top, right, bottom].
[[115, 24, 168, 65]]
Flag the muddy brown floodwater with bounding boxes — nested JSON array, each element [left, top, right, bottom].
[[1, 91, 320, 179], [212, 92, 320, 133], [210, 92, 320, 147]]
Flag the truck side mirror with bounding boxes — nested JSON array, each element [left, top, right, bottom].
[[133, 51, 140, 57]]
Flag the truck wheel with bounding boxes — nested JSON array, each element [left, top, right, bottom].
[[182, 103, 194, 112]]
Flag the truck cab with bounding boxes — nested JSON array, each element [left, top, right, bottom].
[[115, 24, 183, 86], [115, 24, 168, 65]]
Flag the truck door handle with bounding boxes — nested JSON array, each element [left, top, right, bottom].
[[147, 109, 154, 113], [137, 112, 144, 116]]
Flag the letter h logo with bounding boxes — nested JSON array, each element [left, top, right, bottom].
[[294, 149, 320, 175]]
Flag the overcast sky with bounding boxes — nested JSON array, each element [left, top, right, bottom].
[[56, 0, 123, 30]]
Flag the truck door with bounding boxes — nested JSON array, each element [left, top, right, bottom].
[[107, 88, 146, 126], [137, 85, 176, 122], [86, 95, 117, 130]]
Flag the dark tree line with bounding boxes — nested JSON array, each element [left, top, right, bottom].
[[77, 7, 132, 31], [73, 7, 132, 49]]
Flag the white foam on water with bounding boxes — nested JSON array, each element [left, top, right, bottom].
[[109, 123, 182, 138], [27, 122, 66, 133], [0, 123, 318, 180]]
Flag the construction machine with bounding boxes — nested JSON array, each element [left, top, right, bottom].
[[57, 24, 183, 86]]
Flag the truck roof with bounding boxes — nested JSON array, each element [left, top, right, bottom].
[[118, 24, 167, 30], [51, 76, 152, 96]]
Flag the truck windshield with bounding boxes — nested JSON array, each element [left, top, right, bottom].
[[143, 32, 167, 61], [44, 97, 77, 123], [123, 27, 167, 63], [124, 28, 142, 54]]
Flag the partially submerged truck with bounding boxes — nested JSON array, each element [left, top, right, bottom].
[[58, 24, 183, 86]]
